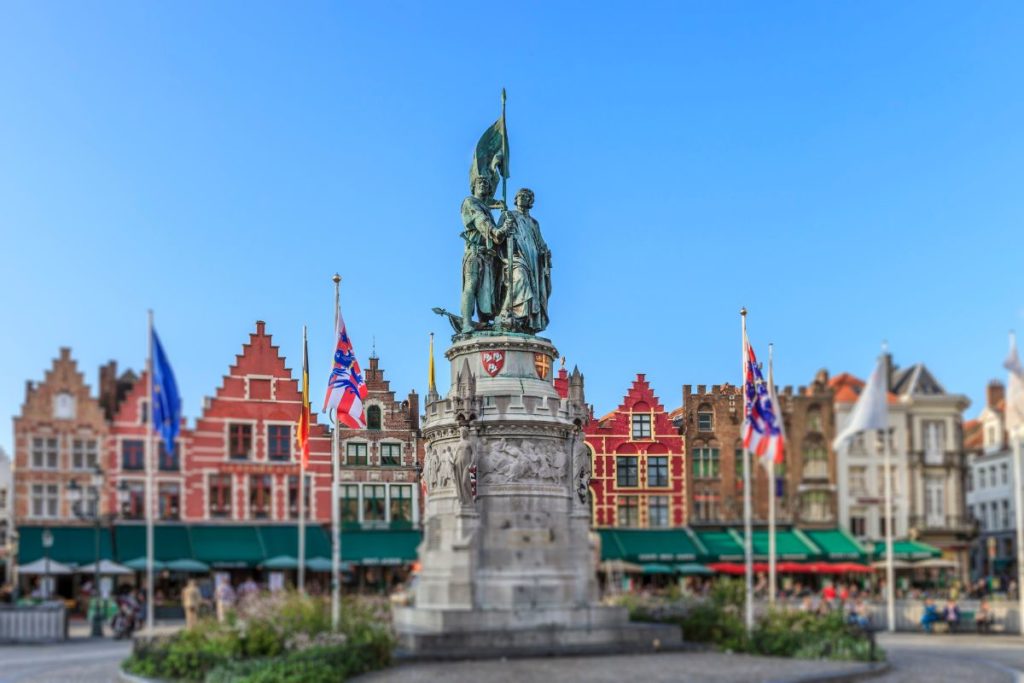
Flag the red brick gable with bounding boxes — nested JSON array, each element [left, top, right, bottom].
[[590, 374, 674, 436]]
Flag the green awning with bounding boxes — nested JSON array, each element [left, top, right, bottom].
[[17, 526, 113, 565], [258, 525, 332, 561], [641, 563, 676, 575], [340, 530, 420, 565], [113, 525, 193, 563], [749, 529, 821, 561], [873, 540, 942, 561], [191, 526, 265, 568], [804, 529, 868, 561], [597, 529, 700, 563], [693, 529, 745, 561]]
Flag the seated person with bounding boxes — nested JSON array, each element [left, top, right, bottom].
[[943, 599, 961, 629], [975, 600, 995, 634], [921, 598, 940, 633]]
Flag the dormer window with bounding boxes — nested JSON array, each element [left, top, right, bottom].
[[367, 405, 382, 431], [631, 413, 651, 439]]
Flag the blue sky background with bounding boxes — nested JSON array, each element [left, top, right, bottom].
[[1, 2, 1022, 453]]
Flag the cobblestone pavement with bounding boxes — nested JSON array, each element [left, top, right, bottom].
[[353, 652, 869, 683], [875, 633, 1023, 683], [0, 640, 132, 683]]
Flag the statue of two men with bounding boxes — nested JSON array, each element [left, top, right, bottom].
[[459, 179, 551, 335]]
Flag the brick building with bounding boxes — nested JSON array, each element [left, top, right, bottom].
[[585, 374, 686, 528], [675, 371, 837, 528], [336, 355, 423, 530], [186, 321, 332, 523], [12, 349, 112, 525]]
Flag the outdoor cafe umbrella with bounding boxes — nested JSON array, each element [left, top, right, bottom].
[[676, 563, 713, 576], [18, 558, 73, 575], [75, 559, 133, 576], [124, 557, 167, 572], [165, 559, 210, 573]]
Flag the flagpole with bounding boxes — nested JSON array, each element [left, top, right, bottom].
[[1009, 331, 1024, 636], [298, 324, 308, 594], [145, 310, 155, 634], [741, 307, 754, 631], [331, 274, 342, 631], [880, 343, 896, 633], [767, 343, 777, 607]]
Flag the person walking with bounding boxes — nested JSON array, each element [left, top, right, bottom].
[[215, 579, 235, 623]]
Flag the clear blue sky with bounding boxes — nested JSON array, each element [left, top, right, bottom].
[[2, 2, 1022, 453]]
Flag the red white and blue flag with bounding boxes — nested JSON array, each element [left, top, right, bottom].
[[743, 335, 785, 464], [323, 309, 367, 429]]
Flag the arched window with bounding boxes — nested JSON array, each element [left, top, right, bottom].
[[367, 405, 382, 431]]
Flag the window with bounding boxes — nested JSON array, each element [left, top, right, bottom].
[[648, 496, 669, 528], [367, 405, 382, 431], [807, 406, 823, 433], [229, 423, 253, 459], [967, 469, 974, 492], [979, 468, 987, 489], [381, 443, 402, 466], [346, 442, 368, 466], [341, 485, 360, 523], [31, 437, 59, 469], [616, 456, 638, 487], [978, 503, 987, 530], [82, 485, 100, 517], [848, 466, 866, 495], [735, 448, 745, 489], [801, 491, 832, 523], [122, 440, 144, 471], [30, 484, 59, 518], [208, 474, 233, 518], [617, 495, 639, 527], [648, 456, 669, 487], [924, 476, 945, 526], [288, 475, 311, 519], [390, 484, 413, 524], [692, 448, 720, 479], [803, 443, 828, 479], [249, 475, 272, 519], [363, 484, 386, 522], [158, 482, 180, 520], [267, 425, 291, 461], [1001, 463, 1009, 486], [71, 439, 98, 470], [1002, 500, 1010, 529], [123, 482, 145, 519], [631, 413, 651, 439], [694, 489, 718, 522], [158, 441, 180, 471], [923, 420, 945, 464], [697, 411, 714, 432], [849, 514, 866, 537], [880, 515, 894, 537]]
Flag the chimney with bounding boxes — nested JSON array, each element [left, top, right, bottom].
[[255, 320, 266, 336], [883, 353, 894, 392], [407, 390, 420, 431], [98, 361, 118, 420], [987, 380, 1005, 410]]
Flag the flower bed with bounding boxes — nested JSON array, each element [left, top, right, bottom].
[[621, 579, 884, 662], [122, 592, 393, 682]]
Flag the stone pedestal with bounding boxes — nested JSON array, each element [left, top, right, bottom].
[[393, 333, 680, 657]]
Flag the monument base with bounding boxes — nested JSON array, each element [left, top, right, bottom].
[[393, 605, 682, 660]]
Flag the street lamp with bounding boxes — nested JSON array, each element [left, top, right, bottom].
[[68, 466, 124, 638], [41, 528, 53, 600]]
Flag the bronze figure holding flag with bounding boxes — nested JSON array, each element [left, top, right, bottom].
[[438, 91, 552, 338]]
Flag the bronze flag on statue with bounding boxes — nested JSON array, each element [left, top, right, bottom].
[[470, 99, 509, 198]]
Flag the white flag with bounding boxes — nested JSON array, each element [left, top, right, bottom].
[[1005, 332, 1024, 434], [833, 355, 889, 452]]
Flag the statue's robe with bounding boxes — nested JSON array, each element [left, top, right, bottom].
[[503, 211, 550, 333]]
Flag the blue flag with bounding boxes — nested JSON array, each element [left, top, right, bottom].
[[151, 329, 181, 454]]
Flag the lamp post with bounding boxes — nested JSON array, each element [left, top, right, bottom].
[[42, 528, 53, 600], [68, 467, 128, 638]]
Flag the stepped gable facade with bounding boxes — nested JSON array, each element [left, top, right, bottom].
[[585, 374, 686, 528], [335, 355, 423, 529], [185, 321, 332, 522], [104, 370, 191, 522], [13, 348, 110, 524]]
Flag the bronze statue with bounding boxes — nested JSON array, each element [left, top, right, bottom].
[[459, 176, 507, 334], [500, 188, 550, 334]]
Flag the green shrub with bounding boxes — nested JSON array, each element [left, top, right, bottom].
[[123, 591, 393, 682]]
